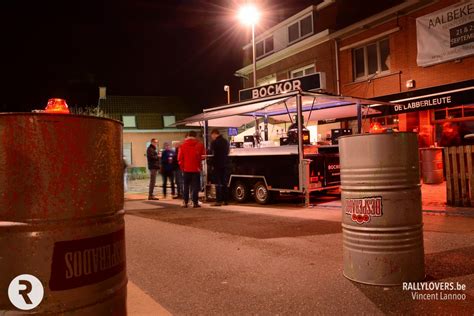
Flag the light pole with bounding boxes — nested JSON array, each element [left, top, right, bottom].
[[238, 4, 260, 87], [224, 85, 230, 104]]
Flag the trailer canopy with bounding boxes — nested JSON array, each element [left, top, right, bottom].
[[173, 91, 394, 127]]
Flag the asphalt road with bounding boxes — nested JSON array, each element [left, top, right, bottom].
[[125, 200, 474, 315]]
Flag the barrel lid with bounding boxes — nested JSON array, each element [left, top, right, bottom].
[[0, 112, 123, 126], [338, 132, 418, 140]]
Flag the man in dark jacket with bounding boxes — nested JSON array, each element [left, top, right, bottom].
[[147, 138, 160, 200], [210, 129, 230, 206], [173, 141, 183, 199], [160, 142, 176, 198]]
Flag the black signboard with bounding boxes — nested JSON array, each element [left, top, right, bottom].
[[238, 73, 326, 101], [388, 89, 474, 115]]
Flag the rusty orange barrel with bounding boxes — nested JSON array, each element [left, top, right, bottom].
[[0, 113, 126, 314], [339, 132, 425, 286], [420, 147, 444, 184]]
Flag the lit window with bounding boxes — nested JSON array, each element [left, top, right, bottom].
[[291, 64, 315, 78], [163, 115, 176, 127], [123, 143, 132, 165], [288, 14, 313, 43], [122, 115, 136, 128], [256, 36, 274, 59], [353, 38, 390, 80]]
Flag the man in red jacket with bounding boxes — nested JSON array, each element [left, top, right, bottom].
[[178, 131, 205, 208]]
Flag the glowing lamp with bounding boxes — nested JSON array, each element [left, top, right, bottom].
[[238, 4, 260, 26], [45, 98, 70, 114]]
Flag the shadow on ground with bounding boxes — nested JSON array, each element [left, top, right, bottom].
[[350, 246, 474, 315], [127, 205, 342, 239]]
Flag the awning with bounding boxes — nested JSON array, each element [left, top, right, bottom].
[[172, 91, 394, 127]]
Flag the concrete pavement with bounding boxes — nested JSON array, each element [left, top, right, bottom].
[[127, 281, 171, 316], [124, 196, 474, 315], [125, 178, 474, 217]]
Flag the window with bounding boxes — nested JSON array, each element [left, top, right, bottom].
[[288, 23, 299, 42], [291, 64, 315, 78], [257, 74, 276, 86], [163, 115, 176, 127], [434, 105, 474, 121], [123, 143, 132, 165], [288, 14, 313, 43], [256, 36, 274, 58], [122, 115, 136, 128], [300, 15, 312, 37], [352, 38, 390, 80], [371, 115, 399, 129]]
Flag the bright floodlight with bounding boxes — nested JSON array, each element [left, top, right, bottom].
[[238, 4, 260, 25]]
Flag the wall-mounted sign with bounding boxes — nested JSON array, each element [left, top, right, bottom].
[[390, 88, 474, 114], [416, 1, 474, 67], [239, 73, 326, 101]]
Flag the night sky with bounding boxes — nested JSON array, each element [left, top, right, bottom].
[[0, 0, 318, 112]]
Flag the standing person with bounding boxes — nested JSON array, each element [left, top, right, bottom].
[[178, 131, 205, 208], [440, 122, 461, 147], [147, 138, 160, 200], [123, 156, 129, 193], [160, 142, 176, 198], [172, 141, 183, 199], [210, 129, 230, 206]]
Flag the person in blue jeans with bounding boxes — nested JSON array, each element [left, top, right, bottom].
[[160, 142, 176, 198], [146, 138, 160, 200], [172, 141, 183, 199], [178, 131, 205, 208]]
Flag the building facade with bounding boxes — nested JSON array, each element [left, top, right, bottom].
[[235, 0, 473, 145], [338, 0, 474, 145], [98, 88, 198, 168]]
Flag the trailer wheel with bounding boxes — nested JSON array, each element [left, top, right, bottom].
[[232, 181, 249, 203], [254, 181, 271, 204]]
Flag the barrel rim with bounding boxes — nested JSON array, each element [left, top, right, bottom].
[[0, 112, 123, 126], [338, 131, 417, 140], [419, 147, 444, 150]]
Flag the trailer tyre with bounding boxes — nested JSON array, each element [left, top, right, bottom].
[[254, 181, 271, 204], [232, 181, 249, 203]]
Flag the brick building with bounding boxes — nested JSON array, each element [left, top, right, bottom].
[[235, 0, 473, 144], [338, 0, 474, 145]]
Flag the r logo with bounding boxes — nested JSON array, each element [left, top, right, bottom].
[[8, 274, 44, 310]]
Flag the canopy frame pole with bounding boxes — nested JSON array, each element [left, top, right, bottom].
[[203, 120, 209, 201], [306, 97, 317, 124], [283, 101, 294, 124], [357, 102, 362, 134], [264, 115, 269, 141], [203, 120, 209, 151]]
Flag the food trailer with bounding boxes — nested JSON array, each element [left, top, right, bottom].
[[174, 75, 393, 206]]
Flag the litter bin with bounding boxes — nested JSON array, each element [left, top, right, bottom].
[[420, 147, 444, 184], [0, 112, 126, 314], [339, 132, 425, 286]]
